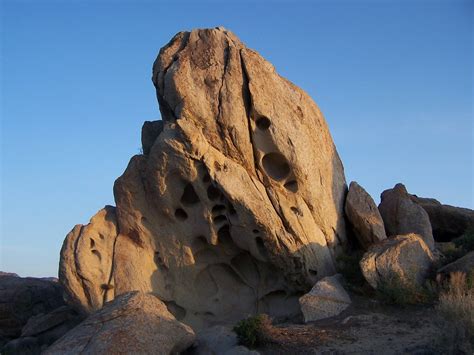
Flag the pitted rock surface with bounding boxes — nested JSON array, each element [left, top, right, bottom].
[[59, 27, 348, 329]]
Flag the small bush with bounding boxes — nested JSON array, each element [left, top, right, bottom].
[[376, 274, 436, 306], [233, 314, 272, 348], [437, 272, 474, 345]]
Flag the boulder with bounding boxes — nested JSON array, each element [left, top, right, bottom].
[[299, 274, 351, 322], [44, 291, 195, 354], [360, 234, 435, 289], [344, 181, 386, 249], [60, 27, 348, 328], [20, 306, 83, 347], [437, 251, 474, 278], [0, 275, 65, 340], [410, 195, 474, 242], [378, 183, 434, 250]]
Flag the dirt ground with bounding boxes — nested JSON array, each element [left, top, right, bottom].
[[256, 294, 471, 354]]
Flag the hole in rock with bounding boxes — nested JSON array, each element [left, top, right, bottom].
[[228, 203, 237, 215], [217, 225, 232, 245], [261, 153, 291, 181], [256, 116, 271, 130], [175, 208, 188, 221], [213, 215, 227, 224], [290, 206, 302, 216], [181, 183, 200, 205], [212, 204, 226, 215], [309, 269, 318, 276], [252, 229, 259, 234], [207, 185, 221, 201], [284, 180, 298, 193], [91, 249, 101, 260], [202, 173, 211, 183], [255, 237, 269, 259], [90, 238, 95, 248], [101, 283, 114, 290]]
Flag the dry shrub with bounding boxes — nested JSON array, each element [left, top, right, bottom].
[[233, 314, 273, 348], [376, 273, 436, 306], [437, 271, 474, 345]]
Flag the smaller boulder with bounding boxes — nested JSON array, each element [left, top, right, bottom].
[[437, 251, 474, 279], [44, 291, 195, 354], [299, 274, 351, 322], [345, 181, 386, 249], [378, 183, 435, 250], [360, 233, 435, 289]]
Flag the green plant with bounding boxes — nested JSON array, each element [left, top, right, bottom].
[[376, 273, 436, 306], [233, 314, 271, 348]]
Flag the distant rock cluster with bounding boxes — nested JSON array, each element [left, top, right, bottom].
[[1, 27, 473, 354]]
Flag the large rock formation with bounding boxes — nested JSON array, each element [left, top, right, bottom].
[[59, 27, 348, 328]]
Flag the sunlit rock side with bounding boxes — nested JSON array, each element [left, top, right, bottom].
[[59, 27, 348, 329]]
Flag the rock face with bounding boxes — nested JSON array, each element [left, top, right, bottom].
[[437, 251, 474, 278], [0, 275, 65, 341], [360, 234, 435, 289], [299, 274, 351, 322], [410, 195, 474, 242], [378, 184, 435, 250], [190, 325, 257, 355], [45, 292, 195, 354], [59, 27, 348, 328], [344, 181, 386, 249]]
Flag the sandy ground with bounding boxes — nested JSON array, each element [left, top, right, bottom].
[[257, 294, 471, 354]]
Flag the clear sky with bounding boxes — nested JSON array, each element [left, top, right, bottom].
[[1, 0, 472, 277]]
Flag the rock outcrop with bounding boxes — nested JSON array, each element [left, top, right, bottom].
[[410, 195, 474, 242], [345, 181, 386, 249], [299, 274, 351, 322], [378, 184, 435, 250], [59, 27, 348, 328], [360, 234, 435, 289], [437, 251, 474, 279], [45, 292, 195, 354], [0, 275, 65, 342]]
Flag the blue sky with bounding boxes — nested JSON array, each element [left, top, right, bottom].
[[1, 0, 472, 277]]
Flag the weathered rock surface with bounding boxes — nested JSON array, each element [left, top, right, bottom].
[[378, 183, 435, 250], [59, 205, 118, 314], [45, 291, 195, 354], [360, 234, 435, 289], [410, 195, 474, 242], [0, 275, 65, 341], [345, 181, 386, 249], [437, 251, 474, 278], [60, 27, 348, 328], [299, 274, 351, 322]]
